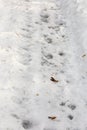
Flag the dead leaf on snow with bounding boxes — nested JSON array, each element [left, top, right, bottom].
[[50, 77, 59, 83], [48, 116, 57, 120]]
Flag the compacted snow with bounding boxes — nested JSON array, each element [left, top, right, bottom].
[[0, 0, 87, 130]]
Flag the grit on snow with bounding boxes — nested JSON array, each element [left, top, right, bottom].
[[0, 0, 87, 130]]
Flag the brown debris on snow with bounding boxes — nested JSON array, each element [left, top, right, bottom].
[[50, 77, 59, 83], [82, 54, 86, 58], [48, 116, 57, 120]]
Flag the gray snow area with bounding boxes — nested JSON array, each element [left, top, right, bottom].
[[0, 0, 87, 130]]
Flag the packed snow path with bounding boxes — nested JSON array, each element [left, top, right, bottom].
[[0, 0, 87, 130]]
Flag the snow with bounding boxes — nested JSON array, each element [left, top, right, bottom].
[[0, 0, 87, 130]]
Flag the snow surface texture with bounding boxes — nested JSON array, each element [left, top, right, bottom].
[[0, 0, 87, 130]]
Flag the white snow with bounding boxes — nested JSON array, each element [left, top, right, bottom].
[[0, 0, 87, 130]]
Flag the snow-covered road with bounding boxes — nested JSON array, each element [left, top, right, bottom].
[[0, 0, 87, 130]]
